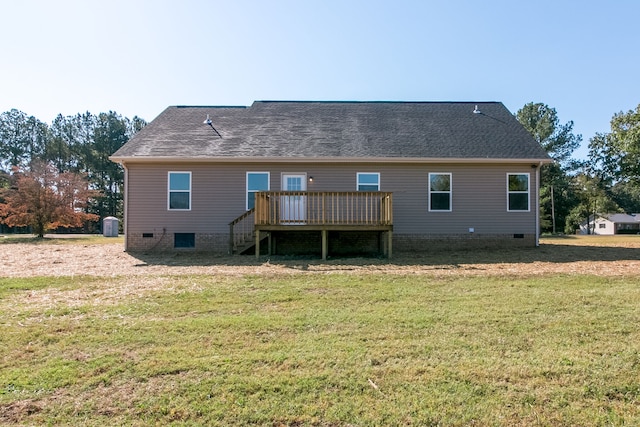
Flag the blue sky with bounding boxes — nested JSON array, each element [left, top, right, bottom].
[[2, 1, 639, 159]]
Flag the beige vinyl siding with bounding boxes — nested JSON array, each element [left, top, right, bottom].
[[384, 164, 536, 235], [126, 163, 245, 235], [125, 161, 538, 237]]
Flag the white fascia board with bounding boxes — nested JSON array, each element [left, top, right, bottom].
[[110, 156, 553, 165]]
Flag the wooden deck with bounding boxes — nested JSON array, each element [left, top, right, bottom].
[[230, 191, 393, 259]]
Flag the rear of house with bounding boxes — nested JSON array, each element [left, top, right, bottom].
[[110, 101, 551, 257]]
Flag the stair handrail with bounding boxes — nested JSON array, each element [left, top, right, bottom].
[[228, 208, 255, 254]]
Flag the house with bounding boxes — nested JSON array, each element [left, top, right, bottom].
[[109, 101, 551, 259], [580, 213, 640, 235]]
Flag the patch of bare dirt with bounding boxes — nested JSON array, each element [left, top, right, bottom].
[[0, 399, 42, 424], [2, 236, 640, 278]]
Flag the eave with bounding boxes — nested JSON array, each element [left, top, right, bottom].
[[110, 156, 553, 165]]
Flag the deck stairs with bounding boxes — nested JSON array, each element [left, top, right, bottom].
[[229, 208, 267, 254]]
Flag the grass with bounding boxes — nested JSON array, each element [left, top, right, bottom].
[[0, 234, 124, 245], [1, 268, 640, 425]]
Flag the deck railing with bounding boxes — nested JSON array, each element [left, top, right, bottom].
[[254, 191, 393, 226]]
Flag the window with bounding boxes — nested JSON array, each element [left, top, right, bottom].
[[429, 173, 452, 211], [174, 233, 195, 248], [247, 172, 270, 210], [507, 173, 530, 211], [168, 172, 191, 210], [357, 173, 380, 191]]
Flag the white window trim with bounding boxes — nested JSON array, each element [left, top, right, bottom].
[[246, 171, 270, 210], [168, 171, 192, 211], [507, 173, 530, 212], [428, 172, 452, 212], [356, 172, 380, 191]]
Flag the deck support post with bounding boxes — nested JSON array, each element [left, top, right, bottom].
[[387, 230, 393, 258], [321, 229, 328, 260], [255, 229, 260, 258]]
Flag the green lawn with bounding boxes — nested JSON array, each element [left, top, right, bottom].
[[1, 268, 639, 426]]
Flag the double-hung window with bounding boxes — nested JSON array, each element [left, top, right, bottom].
[[247, 172, 270, 210], [357, 173, 380, 191], [507, 173, 530, 211], [168, 171, 191, 210], [429, 173, 452, 211]]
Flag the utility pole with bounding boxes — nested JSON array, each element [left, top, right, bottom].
[[551, 185, 556, 234]]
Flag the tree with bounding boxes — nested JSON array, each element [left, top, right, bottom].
[[516, 102, 582, 168], [0, 161, 100, 237], [0, 109, 145, 233], [588, 104, 640, 184], [82, 112, 145, 218], [0, 109, 49, 171], [89, 112, 130, 218], [0, 170, 10, 233], [564, 172, 621, 234], [0, 169, 8, 189], [610, 180, 640, 213], [40, 111, 146, 221], [516, 102, 583, 233], [46, 114, 78, 173]]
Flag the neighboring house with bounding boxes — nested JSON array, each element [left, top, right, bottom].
[[580, 213, 640, 235], [110, 101, 551, 258]]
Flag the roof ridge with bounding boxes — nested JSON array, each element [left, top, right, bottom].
[[252, 100, 501, 105], [174, 105, 247, 109]]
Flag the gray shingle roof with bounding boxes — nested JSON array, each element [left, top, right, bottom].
[[110, 101, 551, 162], [606, 213, 640, 223]]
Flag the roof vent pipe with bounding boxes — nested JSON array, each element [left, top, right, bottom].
[[473, 105, 481, 114], [203, 114, 222, 138]]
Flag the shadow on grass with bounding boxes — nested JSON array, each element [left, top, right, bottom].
[[4, 233, 639, 269], [127, 239, 640, 269]]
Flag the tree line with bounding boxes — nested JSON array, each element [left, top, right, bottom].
[[0, 110, 146, 234], [517, 102, 640, 234], [1, 103, 639, 236]]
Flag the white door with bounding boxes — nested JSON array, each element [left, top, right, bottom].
[[281, 174, 307, 223]]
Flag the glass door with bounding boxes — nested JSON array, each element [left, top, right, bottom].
[[281, 174, 307, 223]]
